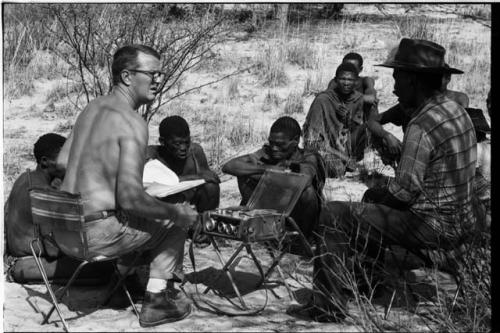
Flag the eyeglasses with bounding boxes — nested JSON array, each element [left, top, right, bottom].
[[127, 69, 166, 81]]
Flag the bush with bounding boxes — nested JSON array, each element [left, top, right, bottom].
[[255, 43, 289, 86]]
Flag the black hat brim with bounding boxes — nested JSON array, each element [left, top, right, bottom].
[[376, 62, 464, 74]]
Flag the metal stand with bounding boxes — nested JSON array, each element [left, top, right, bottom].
[[202, 216, 314, 309]]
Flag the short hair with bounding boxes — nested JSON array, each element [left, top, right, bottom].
[[112, 45, 161, 85], [159, 115, 190, 139], [270, 116, 301, 140], [33, 133, 66, 164], [335, 62, 359, 77], [343, 52, 363, 67]]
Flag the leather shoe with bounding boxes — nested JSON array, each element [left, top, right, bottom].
[[139, 291, 191, 327]]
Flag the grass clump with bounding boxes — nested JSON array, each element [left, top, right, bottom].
[[283, 90, 303, 115], [255, 42, 289, 87]]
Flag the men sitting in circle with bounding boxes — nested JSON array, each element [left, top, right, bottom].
[[327, 52, 377, 106], [56, 44, 197, 327], [303, 62, 382, 177], [147, 115, 220, 213], [288, 38, 477, 323], [4, 133, 113, 283], [222, 116, 325, 240]]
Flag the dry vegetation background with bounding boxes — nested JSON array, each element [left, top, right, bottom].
[[2, 3, 491, 332]]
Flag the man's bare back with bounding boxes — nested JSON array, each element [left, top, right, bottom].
[[59, 93, 146, 214]]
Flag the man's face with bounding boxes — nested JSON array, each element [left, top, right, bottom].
[[441, 74, 451, 91], [162, 135, 191, 160], [130, 52, 162, 104], [335, 71, 357, 95], [392, 69, 416, 108], [267, 131, 297, 162], [40, 151, 62, 179], [344, 59, 362, 73]]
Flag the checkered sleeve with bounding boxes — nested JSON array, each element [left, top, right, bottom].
[[388, 123, 431, 203]]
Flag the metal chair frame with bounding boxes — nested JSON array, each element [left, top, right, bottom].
[[29, 186, 139, 332]]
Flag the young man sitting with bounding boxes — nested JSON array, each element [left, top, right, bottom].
[[4, 133, 112, 284], [147, 115, 220, 244], [222, 116, 325, 240], [303, 62, 380, 177], [327, 52, 377, 106]]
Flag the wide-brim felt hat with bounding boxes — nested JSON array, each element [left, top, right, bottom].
[[377, 38, 463, 74], [465, 108, 490, 133]]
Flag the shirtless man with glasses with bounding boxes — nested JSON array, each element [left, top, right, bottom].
[[56, 44, 197, 327]]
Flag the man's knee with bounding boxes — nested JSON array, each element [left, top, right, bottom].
[[319, 201, 353, 229], [193, 182, 220, 211]]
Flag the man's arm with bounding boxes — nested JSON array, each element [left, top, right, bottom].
[[180, 143, 220, 184], [55, 130, 74, 178], [222, 152, 284, 181], [365, 104, 402, 156], [387, 123, 431, 205], [362, 76, 377, 104], [115, 119, 197, 227]]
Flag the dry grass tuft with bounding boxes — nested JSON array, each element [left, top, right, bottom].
[[283, 90, 303, 115]]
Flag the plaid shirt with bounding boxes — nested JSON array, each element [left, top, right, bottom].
[[388, 94, 477, 240]]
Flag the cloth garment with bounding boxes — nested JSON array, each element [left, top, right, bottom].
[[303, 89, 373, 177], [52, 211, 186, 280], [387, 94, 477, 240], [236, 147, 325, 239], [312, 198, 463, 314]]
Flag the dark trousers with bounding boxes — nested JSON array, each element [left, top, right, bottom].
[[312, 196, 455, 313]]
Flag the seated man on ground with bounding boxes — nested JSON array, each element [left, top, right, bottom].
[[4, 133, 113, 284], [327, 52, 378, 106], [147, 115, 220, 244], [289, 39, 477, 323], [303, 62, 383, 177], [222, 116, 325, 240], [56, 44, 198, 327], [147, 115, 220, 213]]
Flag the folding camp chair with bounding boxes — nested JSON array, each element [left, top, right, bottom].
[[29, 186, 139, 332]]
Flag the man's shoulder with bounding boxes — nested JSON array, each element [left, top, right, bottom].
[[146, 145, 161, 160], [190, 142, 205, 153]]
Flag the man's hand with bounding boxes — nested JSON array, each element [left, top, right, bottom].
[[363, 94, 378, 105], [172, 203, 198, 229], [382, 132, 402, 156], [199, 170, 220, 184], [337, 104, 349, 119]]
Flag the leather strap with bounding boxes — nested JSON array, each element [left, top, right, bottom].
[[84, 210, 116, 222]]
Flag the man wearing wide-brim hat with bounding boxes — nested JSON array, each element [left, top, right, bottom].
[[288, 38, 478, 322]]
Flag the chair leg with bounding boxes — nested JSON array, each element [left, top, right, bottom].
[[30, 240, 70, 332], [102, 254, 141, 318], [43, 260, 89, 327]]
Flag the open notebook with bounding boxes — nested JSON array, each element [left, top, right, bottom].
[[143, 159, 205, 198]]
